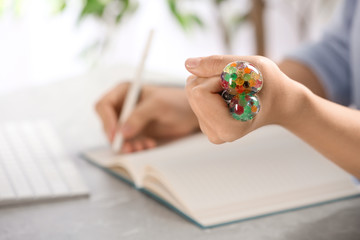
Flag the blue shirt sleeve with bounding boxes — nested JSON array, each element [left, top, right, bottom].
[[287, 0, 356, 106]]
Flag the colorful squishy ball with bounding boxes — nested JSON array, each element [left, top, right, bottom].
[[228, 93, 260, 121], [220, 61, 263, 121], [220, 61, 263, 95]]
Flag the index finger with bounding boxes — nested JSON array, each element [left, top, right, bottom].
[[185, 55, 263, 78], [95, 82, 131, 141]]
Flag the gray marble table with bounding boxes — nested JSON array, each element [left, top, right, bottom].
[[0, 66, 359, 240]]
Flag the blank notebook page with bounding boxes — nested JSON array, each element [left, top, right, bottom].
[[147, 126, 357, 222]]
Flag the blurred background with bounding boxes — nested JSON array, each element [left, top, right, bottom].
[[0, 0, 340, 95]]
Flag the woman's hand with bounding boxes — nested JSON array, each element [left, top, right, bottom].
[[95, 83, 199, 153], [185, 55, 310, 144], [185, 55, 360, 178]]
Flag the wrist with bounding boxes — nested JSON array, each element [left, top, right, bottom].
[[276, 79, 314, 129]]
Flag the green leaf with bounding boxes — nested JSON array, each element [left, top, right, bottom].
[[128, 1, 138, 13], [53, 0, 67, 13], [187, 14, 204, 27], [58, 1, 66, 12], [116, 0, 129, 23], [80, 0, 106, 19], [166, 0, 204, 31], [116, 0, 138, 23], [167, 0, 177, 14]]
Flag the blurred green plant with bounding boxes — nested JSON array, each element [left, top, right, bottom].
[[0, 0, 250, 50], [214, 0, 251, 53], [77, 0, 138, 23], [59, 0, 140, 65], [52, 0, 67, 14], [0, 0, 251, 60], [73, 0, 250, 57], [166, 0, 204, 31], [61, 0, 247, 36], [0, 0, 340, 57], [0, 0, 23, 16], [64, 0, 250, 58], [71, 0, 205, 30]]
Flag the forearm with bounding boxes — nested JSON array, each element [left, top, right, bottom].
[[281, 86, 360, 179]]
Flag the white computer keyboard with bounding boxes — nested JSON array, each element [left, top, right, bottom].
[[0, 121, 89, 206]]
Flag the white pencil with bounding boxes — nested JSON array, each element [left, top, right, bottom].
[[112, 29, 154, 153]]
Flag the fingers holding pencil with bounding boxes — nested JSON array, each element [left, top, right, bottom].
[[95, 82, 157, 153], [95, 85, 200, 153], [95, 82, 131, 142]]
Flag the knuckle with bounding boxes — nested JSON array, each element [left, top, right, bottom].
[[185, 79, 197, 94], [186, 75, 197, 85], [253, 56, 273, 68], [208, 55, 224, 63], [208, 135, 224, 144], [113, 82, 131, 95], [190, 85, 204, 99], [255, 56, 267, 66], [117, 81, 130, 88]]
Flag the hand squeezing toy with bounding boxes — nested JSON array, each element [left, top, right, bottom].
[[220, 61, 263, 121]]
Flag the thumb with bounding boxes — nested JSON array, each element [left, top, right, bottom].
[[185, 55, 240, 78], [120, 100, 156, 139]]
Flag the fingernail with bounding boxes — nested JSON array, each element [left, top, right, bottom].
[[185, 57, 201, 69]]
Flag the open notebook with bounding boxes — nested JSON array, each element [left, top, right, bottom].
[[83, 125, 360, 228]]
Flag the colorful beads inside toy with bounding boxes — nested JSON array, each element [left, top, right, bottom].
[[220, 61, 263, 121], [221, 61, 263, 95], [229, 93, 260, 121]]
